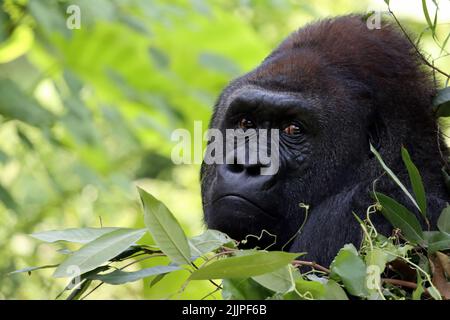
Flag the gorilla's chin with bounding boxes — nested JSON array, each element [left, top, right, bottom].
[[205, 195, 282, 249]]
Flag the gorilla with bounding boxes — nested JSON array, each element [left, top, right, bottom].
[[200, 15, 448, 266]]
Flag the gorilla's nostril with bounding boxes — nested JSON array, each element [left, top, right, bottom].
[[227, 163, 244, 173], [246, 165, 261, 176]]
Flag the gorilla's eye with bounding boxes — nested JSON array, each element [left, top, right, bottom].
[[283, 123, 302, 135], [238, 118, 255, 130]]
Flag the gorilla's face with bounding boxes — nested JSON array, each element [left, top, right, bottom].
[[200, 48, 373, 250]]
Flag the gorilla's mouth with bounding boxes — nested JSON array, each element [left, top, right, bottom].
[[211, 194, 276, 220]]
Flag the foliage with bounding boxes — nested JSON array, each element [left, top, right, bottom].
[[11, 146, 450, 300], [1, 0, 450, 299]]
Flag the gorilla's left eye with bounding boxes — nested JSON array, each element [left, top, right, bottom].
[[283, 123, 302, 135]]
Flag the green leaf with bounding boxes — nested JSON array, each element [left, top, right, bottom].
[[294, 279, 326, 299], [87, 266, 181, 285], [375, 192, 425, 245], [53, 228, 146, 278], [0, 79, 55, 128], [222, 278, 273, 300], [322, 279, 349, 300], [412, 272, 424, 300], [437, 206, 450, 234], [189, 229, 235, 257], [401, 147, 427, 218], [0, 183, 18, 211], [425, 231, 450, 253], [252, 265, 295, 293], [31, 227, 120, 244], [365, 248, 392, 274], [9, 264, 59, 275], [66, 280, 92, 300], [371, 145, 421, 212], [190, 251, 299, 280], [422, 0, 435, 37], [330, 244, 368, 297], [433, 87, 450, 117], [138, 187, 191, 265]]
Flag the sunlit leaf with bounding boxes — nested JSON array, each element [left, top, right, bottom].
[[190, 251, 298, 280], [31, 227, 120, 244], [252, 265, 295, 293], [330, 244, 368, 297], [189, 229, 235, 257], [139, 187, 191, 265], [9, 264, 59, 275], [53, 228, 146, 278]]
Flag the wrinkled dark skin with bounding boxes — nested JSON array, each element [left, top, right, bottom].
[[200, 15, 449, 266]]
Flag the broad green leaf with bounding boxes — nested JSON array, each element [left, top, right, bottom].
[[401, 147, 427, 218], [427, 286, 442, 300], [437, 206, 450, 234], [0, 79, 55, 128], [139, 187, 191, 265], [252, 265, 295, 293], [222, 278, 273, 300], [87, 266, 181, 285], [53, 228, 146, 278], [9, 264, 59, 275], [371, 145, 420, 212], [323, 279, 349, 300], [31, 227, 120, 244], [375, 192, 425, 245], [433, 87, 450, 117], [330, 244, 368, 297], [295, 278, 325, 299], [190, 251, 298, 280], [366, 248, 392, 274], [425, 231, 450, 253], [189, 229, 235, 257]]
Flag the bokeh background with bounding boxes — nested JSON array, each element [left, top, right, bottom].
[[0, 0, 449, 299]]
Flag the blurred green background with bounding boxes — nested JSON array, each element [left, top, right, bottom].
[[0, 0, 448, 299]]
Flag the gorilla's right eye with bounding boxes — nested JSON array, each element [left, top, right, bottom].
[[238, 118, 255, 130]]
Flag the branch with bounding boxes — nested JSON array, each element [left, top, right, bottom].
[[292, 260, 331, 274], [387, 7, 450, 79]]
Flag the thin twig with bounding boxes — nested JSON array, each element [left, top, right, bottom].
[[292, 260, 331, 274], [388, 7, 450, 79]]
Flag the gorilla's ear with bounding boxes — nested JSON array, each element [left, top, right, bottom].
[[367, 113, 383, 155]]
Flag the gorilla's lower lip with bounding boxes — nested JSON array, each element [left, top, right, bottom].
[[212, 194, 276, 219]]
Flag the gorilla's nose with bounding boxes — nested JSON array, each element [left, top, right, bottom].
[[217, 161, 275, 189], [226, 161, 265, 176]]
